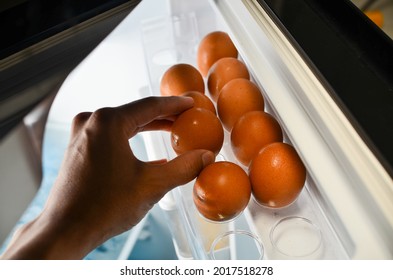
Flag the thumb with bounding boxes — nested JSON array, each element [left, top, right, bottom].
[[157, 150, 215, 190]]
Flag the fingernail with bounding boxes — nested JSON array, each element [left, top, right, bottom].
[[178, 95, 194, 104], [202, 151, 215, 167]]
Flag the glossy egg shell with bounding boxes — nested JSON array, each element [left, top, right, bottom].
[[193, 161, 251, 222], [249, 142, 307, 208], [171, 108, 224, 155], [182, 91, 216, 115], [207, 57, 249, 102], [217, 78, 265, 131], [160, 64, 204, 96], [231, 111, 283, 167], [197, 31, 238, 77]]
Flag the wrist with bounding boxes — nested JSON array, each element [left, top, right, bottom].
[[1, 211, 103, 259]]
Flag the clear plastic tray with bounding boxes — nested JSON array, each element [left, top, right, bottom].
[[140, 12, 349, 260]]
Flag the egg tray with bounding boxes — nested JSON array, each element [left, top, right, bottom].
[[140, 13, 347, 260]]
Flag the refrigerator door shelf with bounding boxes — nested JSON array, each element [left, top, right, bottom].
[[141, 0, 392, 259], [213, 0, 393, 259]]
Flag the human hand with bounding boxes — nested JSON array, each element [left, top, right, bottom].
[[1, 96, 215, 259]]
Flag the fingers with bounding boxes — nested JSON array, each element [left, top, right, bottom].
[[117, 96, 194, 138], [138, 119, 173, 133], [71, 111, 92, 136], [147, 150, 215, 193], [70, 96, 193, 139], [147, 158, 168, 165]]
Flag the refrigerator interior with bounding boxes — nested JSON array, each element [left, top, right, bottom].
[[351, 0, 393, 39], [141, 0, 393, 260], [2, 0, 391, 261]]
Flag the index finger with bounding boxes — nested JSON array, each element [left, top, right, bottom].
[[116, 96, 194, 138]]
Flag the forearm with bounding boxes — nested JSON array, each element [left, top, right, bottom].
[[0, 212, 100, 260], [0, 97, 214, 259]]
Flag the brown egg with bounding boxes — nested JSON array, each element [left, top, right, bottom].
[[217, 78, 264, 131], [249, 142, 307, 208], [160, 64, 204, 96], [207, 58, 249, 102], [193, 161, 251, 222], [197, 31, 238, 77], [183, 91, 216, 115], [171, 108, 224, 155], [231, 111, 283, 167]]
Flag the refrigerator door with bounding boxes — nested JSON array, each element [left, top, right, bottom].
[[213, 0, 393, 258], [142, 0, 393, 259], [0, 0, 141, 140]]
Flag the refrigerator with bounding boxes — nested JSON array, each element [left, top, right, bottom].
[[140, 0, 393, 260], [1, 0, 392, 260]]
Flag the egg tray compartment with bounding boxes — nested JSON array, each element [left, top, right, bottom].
[[140, 13, 348, 260], [157, 130, 344, 260]]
